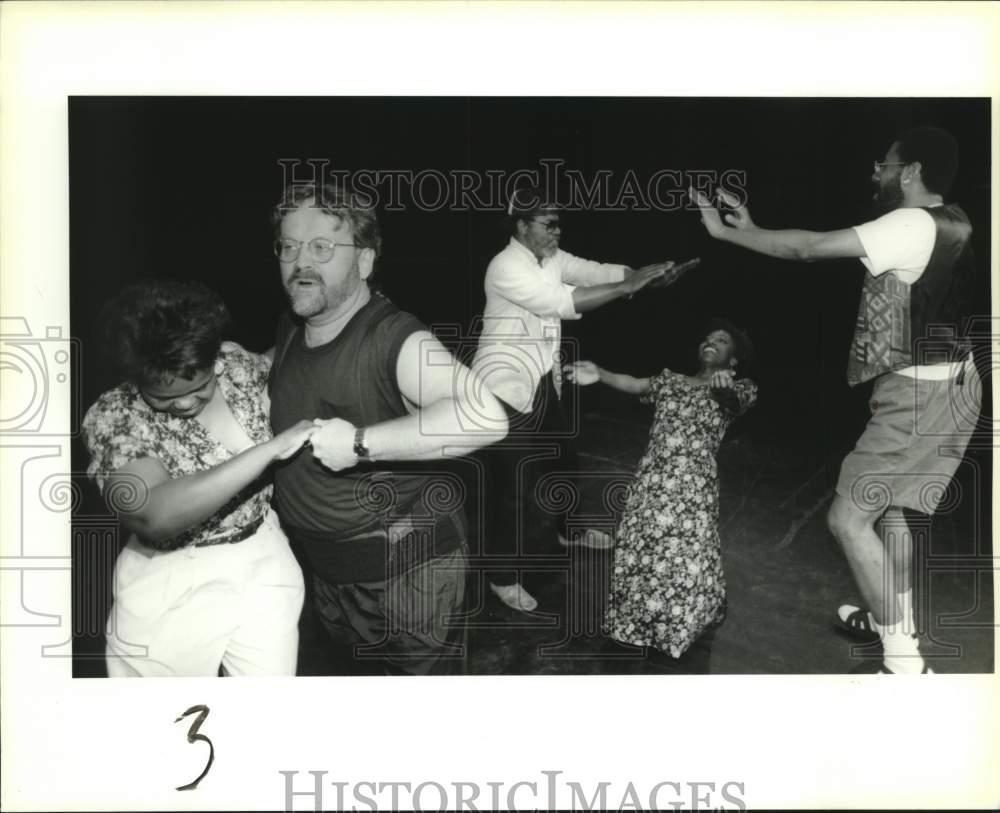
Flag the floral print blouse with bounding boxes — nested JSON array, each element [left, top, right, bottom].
[[82, 343, 273, 549]]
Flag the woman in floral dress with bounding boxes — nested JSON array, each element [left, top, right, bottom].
[[565, 319, 756, 665], [82, 280, 316, 677]]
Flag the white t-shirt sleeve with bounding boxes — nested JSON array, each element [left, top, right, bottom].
[[851, 207, 936, 283]]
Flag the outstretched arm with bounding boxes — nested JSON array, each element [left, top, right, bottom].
[[309, 331, 508, 470], [104, 420, 317, 546], [571, 263, 669, 312], [564, 361, 651, 395], [691, 188, 866, 262]]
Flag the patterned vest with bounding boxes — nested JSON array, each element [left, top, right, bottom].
[[846, 204, 974, 386]]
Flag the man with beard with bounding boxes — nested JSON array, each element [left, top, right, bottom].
[[473, 186, 688, 613], [692, 126, 981, 674], [267, 180, 508, 675]]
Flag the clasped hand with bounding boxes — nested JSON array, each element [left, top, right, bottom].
[[708, 370, 741, 411], [270, 420, 319, 461], [563, 361, 600, 386], [309, 417, 359, 471], [708, 369, 736, 393]]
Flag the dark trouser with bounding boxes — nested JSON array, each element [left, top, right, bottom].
[[312, 546, 468, 676], [480, 372, 579, 588]]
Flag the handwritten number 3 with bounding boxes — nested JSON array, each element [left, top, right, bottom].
[[174, 705, 214, 791]]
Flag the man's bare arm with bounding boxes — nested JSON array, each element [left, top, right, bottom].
[[691, 187, 866, 262], [309, 331, 508, 469]]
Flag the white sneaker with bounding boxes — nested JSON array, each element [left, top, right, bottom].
[[558, 529, 614, 551], [879, 663, 935, 674], [489, 582, 538, 613]]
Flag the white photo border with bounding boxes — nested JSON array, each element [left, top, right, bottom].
[[1, 2, 998, 810]]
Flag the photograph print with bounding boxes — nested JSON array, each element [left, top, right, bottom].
[[68, 95, 993, 679]]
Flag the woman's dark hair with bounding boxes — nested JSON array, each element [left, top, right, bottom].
[[698, 317, 754, 373], [895, 126, 960, 197], [98, 279, 231, 387]]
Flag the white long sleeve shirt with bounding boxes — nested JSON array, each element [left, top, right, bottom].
[[472, 237, 627, 413]]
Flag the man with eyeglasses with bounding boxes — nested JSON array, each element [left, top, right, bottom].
[[473, 186, 688, 613], [693, 126, 981, 674], [267, 180, 508, 675]]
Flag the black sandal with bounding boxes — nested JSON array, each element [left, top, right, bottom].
[[836, 604, 880, 643]]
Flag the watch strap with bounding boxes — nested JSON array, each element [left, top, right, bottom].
[[353, 427, 371, 461]]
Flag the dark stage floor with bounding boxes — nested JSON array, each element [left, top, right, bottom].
[[294, 389, 995, 678], [72, 387, 993, 678]]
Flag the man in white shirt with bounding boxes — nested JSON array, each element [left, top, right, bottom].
[[473, 186, 688, 613], [693, 126, 981, 674]]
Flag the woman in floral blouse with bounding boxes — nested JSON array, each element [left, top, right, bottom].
[[82, 280, 316, 677], [565, 319, 757, 671]]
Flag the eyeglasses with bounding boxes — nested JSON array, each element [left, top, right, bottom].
[[274, 237, 356, 263], [531, 219, 561, 234], [873, 160, 907, 176]]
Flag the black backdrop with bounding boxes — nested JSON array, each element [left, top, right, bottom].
[[69, 96, 992, 467]]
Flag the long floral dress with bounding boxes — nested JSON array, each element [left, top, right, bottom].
[[603, 369, 757, 657]]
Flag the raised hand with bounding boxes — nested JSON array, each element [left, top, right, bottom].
[[689, 187, 728, 239], [716, 188, 755, 230], [310, 417, 359, 471], [690, 187, 756, 239], [563, 361, 601, 386]]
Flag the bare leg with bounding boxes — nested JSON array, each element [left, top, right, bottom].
[[878, 506, 915, 632], [827, 495, 896, 625], [828, 496, 925, 672]]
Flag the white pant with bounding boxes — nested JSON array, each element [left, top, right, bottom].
[[106, 510, 304, 677]]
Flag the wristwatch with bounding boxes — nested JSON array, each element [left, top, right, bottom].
[[353, 427, 373, 462]]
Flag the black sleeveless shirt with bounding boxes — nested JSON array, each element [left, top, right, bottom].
[[271, 294, 435, 535]]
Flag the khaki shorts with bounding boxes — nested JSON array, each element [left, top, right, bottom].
[[836, 365, 982, 515]]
